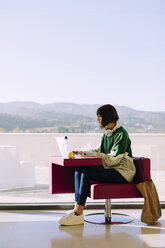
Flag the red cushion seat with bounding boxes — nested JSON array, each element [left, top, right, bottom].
[[90, 183, 142, 199]]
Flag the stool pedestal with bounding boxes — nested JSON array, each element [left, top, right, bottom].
[[85, 199, 134, 224]]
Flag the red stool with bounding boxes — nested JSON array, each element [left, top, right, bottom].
[[85, 157, 151, 224]]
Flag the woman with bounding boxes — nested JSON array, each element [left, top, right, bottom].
[[59, 104, 136, 225]]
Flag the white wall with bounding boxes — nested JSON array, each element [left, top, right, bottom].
[[0, 133, 165, 170]]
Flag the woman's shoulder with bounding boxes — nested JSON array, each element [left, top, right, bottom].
[[114, 126, 129, 136]]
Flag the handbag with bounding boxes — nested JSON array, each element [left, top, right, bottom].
[[136, 178, 162, 224]]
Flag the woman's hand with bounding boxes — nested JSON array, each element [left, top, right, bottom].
[[72, 151, 98, 158], [72, 151, 85, 156]]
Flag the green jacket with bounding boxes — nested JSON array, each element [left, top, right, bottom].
[[101, 126, 133, 157]]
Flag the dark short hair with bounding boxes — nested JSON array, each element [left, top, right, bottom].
[[96, 104, 119, 127]]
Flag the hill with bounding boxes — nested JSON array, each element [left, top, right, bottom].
[[0, 102, 165, 133]]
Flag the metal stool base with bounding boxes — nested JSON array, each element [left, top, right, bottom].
[[84, 213, 134, 225]]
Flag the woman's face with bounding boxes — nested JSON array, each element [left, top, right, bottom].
[[97, 115, 103, 128]]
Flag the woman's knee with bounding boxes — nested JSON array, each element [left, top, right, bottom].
[[75, 166, 90, 174]]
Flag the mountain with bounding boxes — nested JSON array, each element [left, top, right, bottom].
[[0, 102, 165, 133], [0, 102, 100, 117]]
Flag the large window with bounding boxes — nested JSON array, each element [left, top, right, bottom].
[[0, 0, 164, 206]]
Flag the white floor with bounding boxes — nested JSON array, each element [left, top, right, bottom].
[[0, 209, 165, 248]]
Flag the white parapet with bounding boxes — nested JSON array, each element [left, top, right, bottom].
[[0, 133, 165, 170]]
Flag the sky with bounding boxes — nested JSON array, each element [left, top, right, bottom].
[[0, 0, 165, 112]]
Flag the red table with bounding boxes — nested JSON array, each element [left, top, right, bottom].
[[49, 156, 102, 194]]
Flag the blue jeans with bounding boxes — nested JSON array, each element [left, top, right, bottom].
[[74, 166, 128, 206]]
